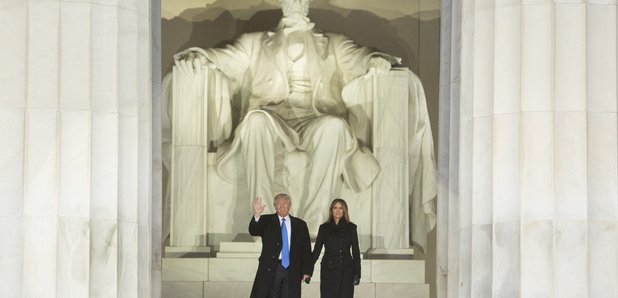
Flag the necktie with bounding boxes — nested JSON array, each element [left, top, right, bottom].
[[281, 218, 290, 268]]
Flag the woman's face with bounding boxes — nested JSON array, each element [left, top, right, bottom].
[[332, 202, 344, 221]]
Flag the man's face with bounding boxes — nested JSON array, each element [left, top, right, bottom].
[[275, 197, 291, 217], [279, 0, 311, 18]]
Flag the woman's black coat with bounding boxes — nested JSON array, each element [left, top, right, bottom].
[[311, 221, 361, 298]]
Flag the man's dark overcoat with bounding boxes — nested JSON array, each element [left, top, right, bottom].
[[249, 214, 312, 298]]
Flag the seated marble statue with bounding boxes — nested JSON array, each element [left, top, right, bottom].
[[170, 0, 400, 224]]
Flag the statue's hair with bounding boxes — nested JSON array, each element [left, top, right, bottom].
[[273, 193, 291, 206]]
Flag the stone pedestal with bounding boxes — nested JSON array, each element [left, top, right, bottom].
[[162, 241, 428, 297]]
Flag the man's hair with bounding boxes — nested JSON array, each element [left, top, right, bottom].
[[273, 193, 291, 206]]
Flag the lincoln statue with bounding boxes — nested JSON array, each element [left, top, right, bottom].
[[163, 0, 436, 249]]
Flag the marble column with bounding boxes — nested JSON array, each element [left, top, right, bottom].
[[439, 0, 618, 297], [0, 0, 158, 297]]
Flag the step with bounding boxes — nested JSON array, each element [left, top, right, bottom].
[[162, 258, 425, 283], [215, 252, 260, 258], [367, 247, 415, 259], [218, 241, 261, 253], [164, 246, 211, 258], [162, 281, 429, 298]]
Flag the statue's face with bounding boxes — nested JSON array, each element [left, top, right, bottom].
[[279, 0, 311, 18]]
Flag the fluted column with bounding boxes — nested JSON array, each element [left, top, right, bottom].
[[439, 0, 618, 297], [0, 0, 156, 297]]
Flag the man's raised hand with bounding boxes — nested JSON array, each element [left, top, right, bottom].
[[253, 197, 265, 217]]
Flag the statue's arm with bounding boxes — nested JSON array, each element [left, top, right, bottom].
[[168, 34, 258, 145], [174, 34, 254, 85], [330, 34, 401, 81]]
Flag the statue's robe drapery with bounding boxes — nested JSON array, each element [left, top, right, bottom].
[[197, 29, 399, 193]]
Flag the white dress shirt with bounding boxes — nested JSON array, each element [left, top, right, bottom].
[[253, 214, 292, 259]]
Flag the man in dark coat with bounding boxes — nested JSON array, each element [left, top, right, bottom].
[[249, 194, 312, 298]]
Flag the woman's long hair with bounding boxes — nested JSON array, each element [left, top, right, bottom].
[[327, 198, 350, 224]]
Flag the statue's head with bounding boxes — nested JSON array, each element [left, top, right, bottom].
[[279, 0, 311, 19]]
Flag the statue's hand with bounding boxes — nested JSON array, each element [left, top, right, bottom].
[[173, 48, 216, 74], [367, 57, 392, 76], [253, 197, 265, 217]]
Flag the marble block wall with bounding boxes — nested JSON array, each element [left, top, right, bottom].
[[0, 0, 159, 297], [439, 0, 618, 297]]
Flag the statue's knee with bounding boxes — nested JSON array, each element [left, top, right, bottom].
[[236, 112, 273, 143], [317, 116, 348, 134], [243, 112, 270, 127], [240, 112, 275, 136]]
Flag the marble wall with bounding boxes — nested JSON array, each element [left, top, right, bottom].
[[0, 0, 159, 296], [439, 0, 618, 297]]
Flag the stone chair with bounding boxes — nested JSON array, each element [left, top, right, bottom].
[[161, 66, 436, 256]]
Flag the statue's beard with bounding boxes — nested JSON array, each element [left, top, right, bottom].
[[281, 2, 309, 18]]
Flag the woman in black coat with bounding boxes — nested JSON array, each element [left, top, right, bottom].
[[311, 198, 361, 298]]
